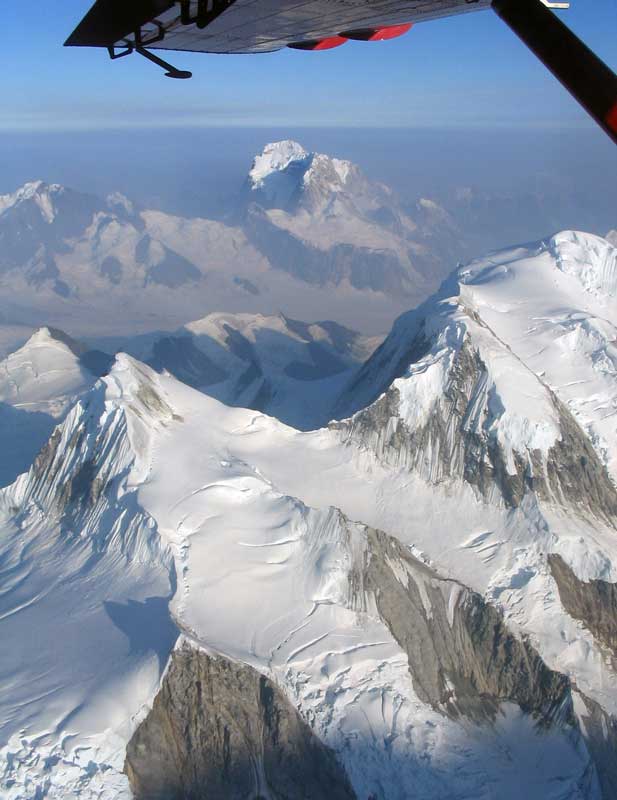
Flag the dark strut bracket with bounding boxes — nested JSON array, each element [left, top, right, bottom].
[[178, 0, 236, 30], [492, 0, 617, 145], [135, 46, 193, 78], [107, 19, 192, 78], [107, 43, 133, 60]]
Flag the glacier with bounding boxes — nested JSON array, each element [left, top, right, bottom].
[[1, 230, 617, 798]]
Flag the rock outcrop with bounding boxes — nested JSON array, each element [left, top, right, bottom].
[[125, 646, 356, 800], [363, 528, 573, 724], [362, 528, 617, 796], [333, 338, 617, 520], [549, 554, 617, 657]]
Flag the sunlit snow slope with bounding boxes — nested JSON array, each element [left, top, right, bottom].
[[0, 327, 106, 487], [2, 231, 617, 799]]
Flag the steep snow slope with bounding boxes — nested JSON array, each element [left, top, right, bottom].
[[0, 327, 107, 487], [243, 233, 617, 715], [457, 231, 617, 480], [3, 232, 617, 799], [0, 364, 177, 799], [1, 357, 609, 799], [335, 231, 617, 479]]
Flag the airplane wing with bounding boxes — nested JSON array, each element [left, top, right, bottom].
[[65, 0, 617, 146], [65, 0, 491, 55]]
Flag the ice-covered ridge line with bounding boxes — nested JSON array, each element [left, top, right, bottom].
[[0, 326, 88, 404], [457, 231, 617, 481], [1, 351, 616, 798], [303, 152, 353, 187], [247, 141, 356, 208], [103, 353, 178, 486], [0, 180, 65, 222], [248, 140, 309, 187], [128, 368, 605, 797], [551, 231, 617, 298], [4, 353, 177, 518], [186, 310, 309, 345], [338, 302, 562, 487], [0, 356, 178, 800]]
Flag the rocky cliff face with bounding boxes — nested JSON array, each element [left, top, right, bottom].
[[549, 555, 617, 658], [362, 527, 617, 796], [333, 331, 617, 521], [575, 692, 617, 800], [363, 528, 573, 724], [125, 646, 356, 800], [123, 521, 616, 800], [245, 205, 417, 295]]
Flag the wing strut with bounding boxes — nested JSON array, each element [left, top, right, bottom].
[[134, 46, 193, 78], [492, 0, 617, 145]]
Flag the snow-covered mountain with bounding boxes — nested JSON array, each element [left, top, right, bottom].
[[0, 144, 466, 338], [335, 230, 617, 481], [0, 179, 208, 301], [0, 327, 110, 487], [243, 140, 460, 296], [114, 310, 380, 429], [2, 230, 617, 799]]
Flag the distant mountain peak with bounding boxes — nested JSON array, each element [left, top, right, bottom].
[[247, 140, 360, 212], [0, 180, 66, 223], [28, 325, 86, 356], [106, 191, 134, 217], [248, 140, 309, 187]]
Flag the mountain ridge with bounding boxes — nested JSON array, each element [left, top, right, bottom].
[[0, 142, 472, 337], [2, 229, 617, 798]]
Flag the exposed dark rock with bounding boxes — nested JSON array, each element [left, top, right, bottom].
[[148, 336, 228, 388], [57, 459, 106, 510], [32, 427, 63, 482], [333, 323, 431, 420], [245, 207, 414, 295], [137, 234, 202, 288], [364, 528, 573, 725], [125, 646, 356, 800], [543, 400, 617, 523], [100, 255, 123, 284], [549, 554, 617, 657], [359, 527, 617, 796], [233, 276, 260, 295], [333, 340, 617, 521], [332, 344, 529, 506], [574, 691, 617, 799]]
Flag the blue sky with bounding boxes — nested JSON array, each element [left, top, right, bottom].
[[3, 1, 617, 131]]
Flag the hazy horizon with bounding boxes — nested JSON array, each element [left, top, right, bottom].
[[2, 124, 615, 231]]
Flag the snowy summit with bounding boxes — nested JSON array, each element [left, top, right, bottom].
[[2, 229, 617, 799], [248, 140, 310, 187]]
